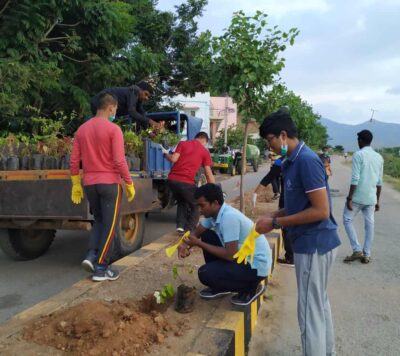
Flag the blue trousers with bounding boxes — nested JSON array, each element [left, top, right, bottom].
[[198, 230, 264, 294]]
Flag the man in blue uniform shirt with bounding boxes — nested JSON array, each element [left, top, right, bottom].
[[256, 110, 340, 356], [179, 183, 272, 306]]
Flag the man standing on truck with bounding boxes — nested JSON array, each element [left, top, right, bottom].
[[90, 80, 161, 130], [70, 93, 136, 282], [163, 132, 215, 233]]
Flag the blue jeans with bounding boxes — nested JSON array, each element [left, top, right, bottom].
[[343, 203, 375, 256]]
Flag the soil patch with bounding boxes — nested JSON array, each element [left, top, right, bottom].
[[22, 297, 188, 356], [231, 185, 276, 218]]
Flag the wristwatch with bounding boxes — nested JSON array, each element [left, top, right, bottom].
[[272, 217, 282, 229]]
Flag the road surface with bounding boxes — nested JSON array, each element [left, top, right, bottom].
[[249, 156, 400, 356]]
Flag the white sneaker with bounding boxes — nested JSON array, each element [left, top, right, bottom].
[[81, 259, 95, 272]]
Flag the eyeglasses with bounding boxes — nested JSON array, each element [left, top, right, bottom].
[[265, 135, 277, 144]]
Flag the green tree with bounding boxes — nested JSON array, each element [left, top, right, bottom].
[[275, 90, 328, 149], [0, 0, 209, 134], [209, 11, 298, 122], [214, 125, 255, 151], [208, 10, 298, 210], [334, 145, 344, 153]]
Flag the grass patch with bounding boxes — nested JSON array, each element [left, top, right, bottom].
[[383, 175, 400, 192]]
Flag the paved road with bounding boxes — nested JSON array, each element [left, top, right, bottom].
[[250, 156, 400, 356], [0, 165, 269, 323]]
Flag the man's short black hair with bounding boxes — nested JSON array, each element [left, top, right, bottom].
[[357, 129, 373, 145], [137, 80, 154, 94], [195, 131, 209, 142], [194, 183, 224, 205], [97, 93, 118, 110], [259, 109, 298, 139]]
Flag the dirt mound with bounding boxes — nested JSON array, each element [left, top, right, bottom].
[[231, 186, 276, 217], [23, 297, 189, 356]]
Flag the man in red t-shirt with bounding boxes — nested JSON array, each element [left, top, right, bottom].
[[164, 132, 215, 233], [70, 93, 135, 282]]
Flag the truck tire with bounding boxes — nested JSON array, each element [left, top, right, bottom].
[[117, 213, 145, 256], [0, 228, 55, 260]]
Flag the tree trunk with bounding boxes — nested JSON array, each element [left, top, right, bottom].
[[239, 122, 251, 212]]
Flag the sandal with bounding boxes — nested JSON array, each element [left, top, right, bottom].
[[361, 255, 371, 264], [343, 251, 363, 262]]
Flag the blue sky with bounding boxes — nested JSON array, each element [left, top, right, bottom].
[[157, 0, 400, 125]]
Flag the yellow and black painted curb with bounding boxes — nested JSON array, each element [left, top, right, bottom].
[[187, 229, 283, 356]]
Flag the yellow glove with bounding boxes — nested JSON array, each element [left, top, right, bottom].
[[71, 175, 84, 204], [233, 225, 260, 265], [166, 231, 190, 257], [126, 182, 136, 202]]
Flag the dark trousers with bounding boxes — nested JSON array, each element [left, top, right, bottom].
[[282, 228, 293, 261], [85, 184, 122, 269], [260, 165, 281, 194], [198, 230, 264, 295], [271, 177, 280, 194], [168, 179, 199, 231]]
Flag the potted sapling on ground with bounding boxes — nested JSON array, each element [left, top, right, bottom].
[[172, 264, 197, 314]]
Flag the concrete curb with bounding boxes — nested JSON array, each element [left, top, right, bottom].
[[186, 229, 283, 356]]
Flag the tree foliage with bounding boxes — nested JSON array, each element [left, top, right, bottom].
[[0, 0, 209, 134], [213, 125, 255, 151], [208, 11, 299, 122], [274, 90, 328, 149]]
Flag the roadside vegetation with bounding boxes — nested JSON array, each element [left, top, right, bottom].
[[341, 147, 400, 191]]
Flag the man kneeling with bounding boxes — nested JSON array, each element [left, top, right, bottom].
[[178, 184, 272, 306]]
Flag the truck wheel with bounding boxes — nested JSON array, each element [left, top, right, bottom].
[[252, 159, 259, 172], [117, 213, 145, 256], [0, 229, 55, 260], [219, 168, 227, 174]]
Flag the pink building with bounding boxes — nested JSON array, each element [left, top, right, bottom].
[[209, 96, 238, 144]]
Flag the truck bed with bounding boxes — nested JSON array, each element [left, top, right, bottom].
[[0, 170, 153, 220]]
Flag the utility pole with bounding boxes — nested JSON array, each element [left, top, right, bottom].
[[370, 108, 378, 122], [224, 93, 228, 146]]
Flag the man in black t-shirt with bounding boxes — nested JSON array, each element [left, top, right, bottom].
[[91, 81, 160, 129]]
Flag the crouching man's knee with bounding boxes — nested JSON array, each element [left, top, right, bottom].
[[198, 264, 213, 287]]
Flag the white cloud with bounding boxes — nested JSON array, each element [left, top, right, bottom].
[[157, 0, 400, 124], [218, 0, 331, 18]]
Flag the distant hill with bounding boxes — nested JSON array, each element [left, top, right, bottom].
[[320, 118, 400, 151]]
